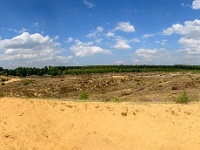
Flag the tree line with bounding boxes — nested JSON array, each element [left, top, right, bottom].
[[0, 65, 200, 77]]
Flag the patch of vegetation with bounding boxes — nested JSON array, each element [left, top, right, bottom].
[[120, 78, 126, 82], [113, 97, 122, 103], [59, 86, 67, 94], [136, 82, 141, 86], [22, 80, 29, 86], [1, 82, 5, 86], [176, 91, 189, 104], [79, 91, 88, 100], [23, 90, 34, 98]]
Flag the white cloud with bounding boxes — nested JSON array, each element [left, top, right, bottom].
[[163, 19, 200, 55], [192, 0, 200, 9], [179, 38, 200, 48], [133, 48, 171, 64], [142, 33, 155, 39], [2, 27, 27, 34], [0, 32, 72, 68], [105, 32, 115, 37], [115, 22, 135, 32], [160, 19, 200, 64], [181, 3, 191, 8], [181, 3, 190, 8], [18, 27, 27, 34], [113, 39, 132, 49], [69, 39, 111, 57], [83, 0, 95, 9], [163, 24, 181, 35], [130, 38, 140, 43], [163, 20, 200, 36], [95, 38, 103, 43], [66, 37, 74, 43], [54, 35, 59, 40], [135, 49, 157, 58], [87, 32, 96, 38], [87, 26, 104, 38], [96, 26, 104, 32], [155, 40, 168, 45]]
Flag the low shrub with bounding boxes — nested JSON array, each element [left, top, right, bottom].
[[176, 91, 189, 104], [113, 97, 121, 103], [79, 91, 88, 100]]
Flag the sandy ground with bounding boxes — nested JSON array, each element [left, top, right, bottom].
[[1, 98, 200, 150], [4, 78, 22, 84]]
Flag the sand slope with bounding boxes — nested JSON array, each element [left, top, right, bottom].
[[0, 97, 200, 150]]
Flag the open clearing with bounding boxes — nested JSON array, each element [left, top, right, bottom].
[[1, 72, 200, 149], [1, 97, 200, 150], [1, 72, 200, 102]]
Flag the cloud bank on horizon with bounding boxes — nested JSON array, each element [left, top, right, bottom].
[[0, 0, 200, 68]]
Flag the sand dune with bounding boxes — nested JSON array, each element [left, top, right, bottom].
[[0, 97, 200, 150]]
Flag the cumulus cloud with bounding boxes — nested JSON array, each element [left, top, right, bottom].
[[163, 19, 200, 55], [83, 0, 95, 9], [95, 38, 103, 43], [160, 19, 200, 64], [115, 22, 135, 32], [192, 0, 200, 9], [163, 20, 200, 36], [105, 32, 115, 37], [135, 49, 157, 58], [69, 39, 111, 57], [179, 38, 200, 47], [0, 32, 72, 68], [0, 32, 59, 50], [113, 39, 132, 50], [66, 37, 74, 43], [133, 48, 170, 64], [96, 26, 104, 32]]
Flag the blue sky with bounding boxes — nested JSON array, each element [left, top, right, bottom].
[[0, 0, 200, 68]]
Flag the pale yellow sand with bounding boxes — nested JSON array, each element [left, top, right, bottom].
[[0, 97, 200, 150]]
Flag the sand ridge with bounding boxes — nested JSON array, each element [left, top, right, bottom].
[[0, 97, 200, 150]]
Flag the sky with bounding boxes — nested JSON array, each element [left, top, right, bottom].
[[0, 0, 200, 68]]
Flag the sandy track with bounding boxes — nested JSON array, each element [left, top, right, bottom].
[[0, 98, 200, 150]]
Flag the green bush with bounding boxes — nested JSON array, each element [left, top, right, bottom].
[[79, 91, 88, 100], [176, 91, 189, 104]]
